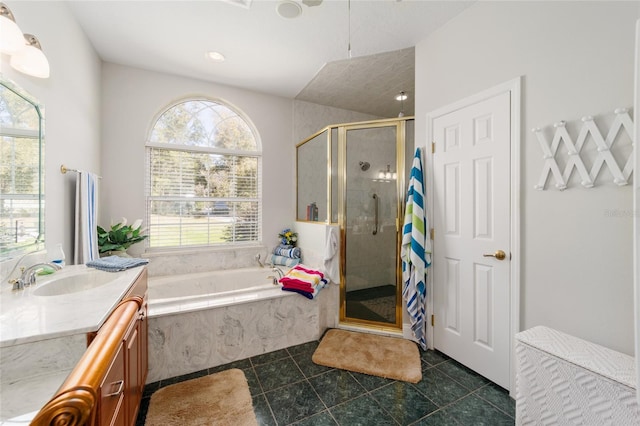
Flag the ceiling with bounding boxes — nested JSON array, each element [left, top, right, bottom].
[[67, 0, 474, 117]]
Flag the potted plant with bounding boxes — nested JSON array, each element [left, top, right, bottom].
[[97, 218, 148, 257], [278, 228, 298, 247]]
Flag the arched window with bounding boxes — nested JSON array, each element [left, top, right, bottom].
[[146, 99, 261, 249]]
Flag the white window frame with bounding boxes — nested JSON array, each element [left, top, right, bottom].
[[145, 97, 262, 251]]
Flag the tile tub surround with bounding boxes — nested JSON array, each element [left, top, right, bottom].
[[147, 288, 326, 383], [137, 342, 515, 426], [143, 245, 270, 277]]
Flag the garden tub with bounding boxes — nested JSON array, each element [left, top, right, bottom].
[[147, 267, 294, 317], [146, 266, 322, 382]]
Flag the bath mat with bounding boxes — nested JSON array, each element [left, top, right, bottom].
[[312, 329, 422, 383], [145, 368, 257, 426]]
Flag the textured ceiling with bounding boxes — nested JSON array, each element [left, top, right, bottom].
[[296, 47, 415, 118], [68, 1, 472, 115]]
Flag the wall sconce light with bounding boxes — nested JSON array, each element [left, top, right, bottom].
[[10, 34, 50, 78], [0, 2, 24, 54], [377, 165, 397, 181], [396, 91, 407, 118], [0, 3, 50, 79]]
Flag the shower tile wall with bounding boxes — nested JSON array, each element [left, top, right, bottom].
[[345, 127, 397, 291]]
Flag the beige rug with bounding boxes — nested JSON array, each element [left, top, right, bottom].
[[312, 329, 422, 383], [145, 368, 257, 426]]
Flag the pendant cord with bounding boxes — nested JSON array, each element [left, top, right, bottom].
[[348, 0, 352, 59]]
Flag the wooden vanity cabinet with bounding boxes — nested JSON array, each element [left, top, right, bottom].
[[123, 268, 148, 425], [31, 268, 148, 426]]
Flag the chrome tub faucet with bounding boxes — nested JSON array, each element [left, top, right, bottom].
[[267, 264, 285, 285], [271, 265, 284, 279]]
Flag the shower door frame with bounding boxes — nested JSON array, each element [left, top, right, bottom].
[[337, 118, 408, 331]]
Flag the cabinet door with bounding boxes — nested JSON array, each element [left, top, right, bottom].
[[125, 319, 140, 426], [100, 343, 126, 426]]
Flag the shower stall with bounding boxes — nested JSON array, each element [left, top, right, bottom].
[[296, 117, 414, 330]]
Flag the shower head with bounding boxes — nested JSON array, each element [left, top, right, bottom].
[[359, 161, 370, 171]]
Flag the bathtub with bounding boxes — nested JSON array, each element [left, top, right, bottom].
[[146, 266, 328, 383], [147, 267, 294, 318]]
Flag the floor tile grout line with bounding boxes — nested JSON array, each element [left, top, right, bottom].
[[470, 385, 516, 419], [261, 391, 279, 426], [406, 380, 442, 410], [431, 361, 490, 393], [408, 406, 462, 426], [360, 381, 404, 426], [247, 365, 268, 397]]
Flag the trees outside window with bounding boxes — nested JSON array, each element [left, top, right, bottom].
[[146, 99, 261, 249]]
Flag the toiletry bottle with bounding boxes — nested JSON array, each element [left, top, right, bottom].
[[51, 243, 65, 267]]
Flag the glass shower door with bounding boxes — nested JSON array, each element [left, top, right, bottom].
[[342, 124, 401, 327]]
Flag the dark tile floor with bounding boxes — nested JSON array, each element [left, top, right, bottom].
[[138, 340, 515, 425]]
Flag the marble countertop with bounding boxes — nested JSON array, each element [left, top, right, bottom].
[[0, 264, 144, 347], [0, 264, 144, 423]]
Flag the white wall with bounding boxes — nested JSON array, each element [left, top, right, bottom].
[[101, 63, 294, 254], [0, 1, 102, 263], [416, 1, 638, 354]]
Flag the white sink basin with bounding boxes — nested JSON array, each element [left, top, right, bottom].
[[33, 270, 116, 297]]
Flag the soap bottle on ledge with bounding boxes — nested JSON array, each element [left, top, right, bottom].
[[51, 243, 66, 268]]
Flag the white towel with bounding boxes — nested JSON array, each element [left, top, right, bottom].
[[74, 171, 99, 264], [323, 227, 340, 284]]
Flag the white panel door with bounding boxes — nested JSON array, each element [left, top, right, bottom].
[[433, 91, 511, 389]]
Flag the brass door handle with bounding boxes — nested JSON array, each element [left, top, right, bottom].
[[483, 250, 507, 261]]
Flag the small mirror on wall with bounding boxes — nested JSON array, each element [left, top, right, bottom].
[[0, 78, 45, 260], [296, 129, 328, 223]]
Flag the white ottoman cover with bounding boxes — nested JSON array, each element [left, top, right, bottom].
[[515, 326, 639, 425]]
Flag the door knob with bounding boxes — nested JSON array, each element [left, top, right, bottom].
[[483, 250, 507, 261]]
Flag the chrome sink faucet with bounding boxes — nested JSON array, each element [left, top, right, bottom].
[[9, 262, 62, 290]]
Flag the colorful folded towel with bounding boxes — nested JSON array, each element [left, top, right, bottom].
[[279, 265, 326, 299], [279, 268, 321, 287], [86, 255, 149, 272], [281, 278, 327, 299], [283, 287, 313, 299], [291, 265, 324, 278], [273, 245, 301, 259], [270, 254, 300, 267]]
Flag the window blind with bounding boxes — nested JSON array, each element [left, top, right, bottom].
[[146, 136, 261, 248]]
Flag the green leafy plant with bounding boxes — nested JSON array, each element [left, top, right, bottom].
[[97, 218, 148, 254]]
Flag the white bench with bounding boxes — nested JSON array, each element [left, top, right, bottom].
[[515, 326, 639, 425]]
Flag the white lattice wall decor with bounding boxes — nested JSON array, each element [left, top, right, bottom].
[[533, 108, 634, 190]]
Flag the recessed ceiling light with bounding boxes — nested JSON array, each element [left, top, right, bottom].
[[206, 51, 226, 62], [277, 0, 302, 19]]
